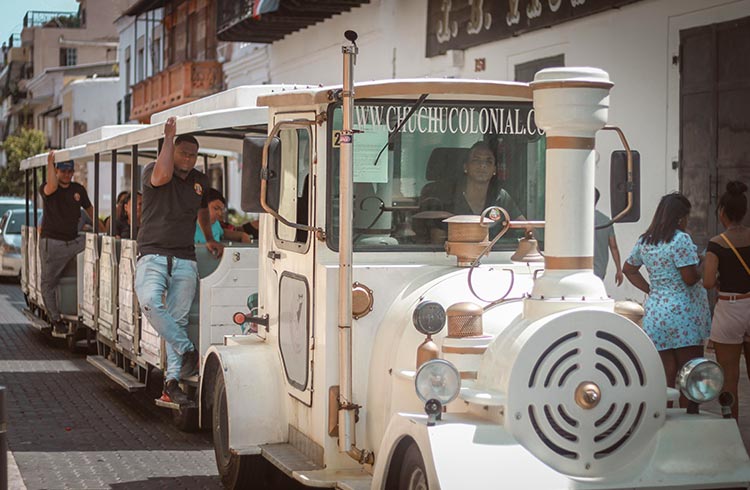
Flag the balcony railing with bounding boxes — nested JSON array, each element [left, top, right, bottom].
[[23, 11, 81, 29], [130, 60, 223, 122]]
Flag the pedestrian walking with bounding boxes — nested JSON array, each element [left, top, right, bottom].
[[39, 151, 96, 333], [594, 188, 623, 285], [134, 116, 223, 405], [623, 192, 711, 408], [703, 181, 750, 419]]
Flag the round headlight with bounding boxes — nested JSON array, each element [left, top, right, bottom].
[[415, 359, 460, 405], [676, 358, 724, 404], [412, 301, 446, 336]]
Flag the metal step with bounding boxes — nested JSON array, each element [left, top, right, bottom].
[[22, 308, 50, 332], [261, 443, 322, 478], [154, 396, 196, 410], [86, 355, 146, 392]]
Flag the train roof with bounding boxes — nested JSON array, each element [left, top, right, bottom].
[[256, 79, 533, 108], [20, 125, 144, 170]]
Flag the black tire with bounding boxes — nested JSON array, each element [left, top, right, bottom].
[[398, 443, 428, 490], [212, 371, 263, 489], [173, 403, 199, 433]]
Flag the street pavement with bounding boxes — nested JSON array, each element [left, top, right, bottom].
[[1, 278, 750, 489], [0, 280, 222, 489]]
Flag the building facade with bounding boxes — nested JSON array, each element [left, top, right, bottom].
[[216, 0, 750, 300]]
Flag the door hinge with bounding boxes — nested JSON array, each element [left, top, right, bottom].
[[267, 250, 281, 261]]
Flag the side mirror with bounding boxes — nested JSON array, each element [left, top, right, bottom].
[[241, 135, 280, 213], [609, 149, 640, 224]]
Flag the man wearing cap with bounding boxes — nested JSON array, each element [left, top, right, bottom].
[[40, 151, 95, 333], [135, 116, 223, 406]]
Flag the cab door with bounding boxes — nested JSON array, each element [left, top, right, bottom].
[[266, 111, 317, 407]]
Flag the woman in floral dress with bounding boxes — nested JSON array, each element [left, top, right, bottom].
[[623, 192, 711, 407]]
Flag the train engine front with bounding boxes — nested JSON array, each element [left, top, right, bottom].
[[373, 68, 750, 489]]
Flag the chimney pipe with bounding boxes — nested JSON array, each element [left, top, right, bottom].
[[526, 68, 614, 319]]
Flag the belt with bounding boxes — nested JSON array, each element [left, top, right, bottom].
[[718, 292, 750, 302]]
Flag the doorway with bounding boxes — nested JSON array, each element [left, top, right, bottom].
[[680, 15, 750, 249]]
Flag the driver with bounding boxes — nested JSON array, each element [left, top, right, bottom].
[[418, 141, 524, 243]]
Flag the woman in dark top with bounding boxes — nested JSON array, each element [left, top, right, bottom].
[[115, 192, 142, 239], [418, 141, 524, 243], [703, 180, 750, 420]]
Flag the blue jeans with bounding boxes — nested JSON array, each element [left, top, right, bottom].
[[135, 254, 197, 382]]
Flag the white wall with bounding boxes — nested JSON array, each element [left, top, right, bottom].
[[247, 0, 749, 300], [69, 78, 120, 130]]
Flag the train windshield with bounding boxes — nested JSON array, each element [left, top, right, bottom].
[[327, 99, 546, 252]]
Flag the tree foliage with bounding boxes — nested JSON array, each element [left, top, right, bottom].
[[0, 128, 46, 196]]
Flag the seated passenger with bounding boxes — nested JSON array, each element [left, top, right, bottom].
[[195, 188, 252, 244], [115, 192, 142, 239], [419, 141, 524, 243], [227, 208, 259, 240]]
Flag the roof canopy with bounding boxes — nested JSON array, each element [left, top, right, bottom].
[[217, 0, 370, 43]]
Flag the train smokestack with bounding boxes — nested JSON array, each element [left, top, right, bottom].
[[527, 68, 614, 318]]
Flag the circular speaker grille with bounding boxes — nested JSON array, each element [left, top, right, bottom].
[[505, 310, 666, 478]]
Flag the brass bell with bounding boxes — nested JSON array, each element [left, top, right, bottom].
[[511, 230, 544, 263]]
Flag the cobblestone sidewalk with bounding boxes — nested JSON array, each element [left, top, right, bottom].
[[0, 280, 222, 489]]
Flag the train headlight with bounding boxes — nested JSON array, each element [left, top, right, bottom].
[[676, 358, 724, 404], [412, 301, 446, 336], [415, 359, 460, 405]]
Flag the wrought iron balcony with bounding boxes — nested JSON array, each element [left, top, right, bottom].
[[130, 60, 222, 123], [23, 11, 81, 29]]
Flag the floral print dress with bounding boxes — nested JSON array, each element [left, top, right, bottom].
[[626, 230, 711, 350]]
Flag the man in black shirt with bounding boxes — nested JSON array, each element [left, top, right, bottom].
[[40, 151, 95, 333], [134, 116, 223, 405]]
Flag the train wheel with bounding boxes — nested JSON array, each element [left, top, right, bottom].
[[212, 371, 262, 489], [173, 402, 199, 432], [398, 443, 428, 490]]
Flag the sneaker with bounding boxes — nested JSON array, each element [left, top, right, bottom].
[[53, 319, 68, 335], [179, 349, 199, 379], [163, 379, 190, 405]]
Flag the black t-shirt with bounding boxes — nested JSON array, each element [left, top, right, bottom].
[[115, 216, 131, 239], [707, 240, 750, 293], [137, 162, 208, 260], [40, 182, 92, 241]]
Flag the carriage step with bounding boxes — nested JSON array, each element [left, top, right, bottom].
[[22, 308, 50, 332], [261, 443, 323, 477], [154, 395, 195, 410], [87, 355, 146, 392]]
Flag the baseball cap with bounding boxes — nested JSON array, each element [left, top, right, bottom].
[[55, 160, 74, 171]]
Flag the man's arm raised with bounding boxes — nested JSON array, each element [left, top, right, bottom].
[[43, 150, 58, 196], [150, 116, 177, 187]]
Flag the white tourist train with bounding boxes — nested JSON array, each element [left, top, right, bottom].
[[20, 33, 750, 489]]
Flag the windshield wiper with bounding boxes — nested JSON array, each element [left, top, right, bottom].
[[372, 93, 429, 166]]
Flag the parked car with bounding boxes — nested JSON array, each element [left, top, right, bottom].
[[0, 196, 24, 218], [0, 208, 41, 278]]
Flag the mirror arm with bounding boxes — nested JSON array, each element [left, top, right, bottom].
[[596, 125, 633, 230], [260, 119, 321, 235]]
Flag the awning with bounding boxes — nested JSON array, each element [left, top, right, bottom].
[[217, 0, 370, 43], [123, 0, 166, 16]]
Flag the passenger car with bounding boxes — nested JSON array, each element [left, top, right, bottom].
[[0, 208, 41, 278]]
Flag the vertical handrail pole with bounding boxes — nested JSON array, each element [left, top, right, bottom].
[[32, 168, 38, 227], [337, 30, 371, 465], [110, 150, 117, 236], [24, 169, 29, 226], [131, 145, 139, 239], [93, 153, 100, 231], [223, 155, 229, 201]]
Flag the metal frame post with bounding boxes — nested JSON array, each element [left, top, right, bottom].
[[130, 145, 139, 239], [223, 155, 229, 201], [93, 153, 100, 231], [32, 168, 38, 227], [25, 169, 29, 226], [110, 150, 117, 236]]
